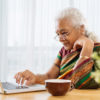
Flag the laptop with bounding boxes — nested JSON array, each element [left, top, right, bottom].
[[0, 81, 46, 94]]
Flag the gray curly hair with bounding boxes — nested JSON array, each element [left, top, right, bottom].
[[56, 8, 97, 42]]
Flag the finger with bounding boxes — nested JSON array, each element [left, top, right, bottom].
[[73, 43, 77, 51], [17, 75, 22, 84], [14, 73, 19, 83], [14, 73, 18, 79], [14, 72, 21, 79], [21, 77, 26, 85], [16, 73, 22, 84]]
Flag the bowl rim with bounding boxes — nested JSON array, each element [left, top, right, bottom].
[[45, 79, 71, 83]]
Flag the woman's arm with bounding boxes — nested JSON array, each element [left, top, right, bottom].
[[33, 57, 61, 84], [14, 58, 61, 85], [73, 36, 94, 70], [35, 63, 60, 84]]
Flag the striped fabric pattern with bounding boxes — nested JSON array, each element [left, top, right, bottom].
[[57, 43, 100, 89]]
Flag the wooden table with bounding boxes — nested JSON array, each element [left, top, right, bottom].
[[0, 89, 100, 100]]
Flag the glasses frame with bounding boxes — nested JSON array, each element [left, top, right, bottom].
[[54, 27, 75, 41]]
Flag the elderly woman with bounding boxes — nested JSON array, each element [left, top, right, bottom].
[[14, 8, 100, 89]]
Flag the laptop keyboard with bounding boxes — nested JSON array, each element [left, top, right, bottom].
[[2, 82, 28, 90]]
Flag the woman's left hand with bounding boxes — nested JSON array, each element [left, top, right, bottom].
[[72, 36, 94, 70], [73, 36, 94, 58]]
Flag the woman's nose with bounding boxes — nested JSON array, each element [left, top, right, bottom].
[[59, 35, 66, 42]]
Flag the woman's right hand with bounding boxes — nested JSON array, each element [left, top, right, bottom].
[[14, 70, 36, 86]]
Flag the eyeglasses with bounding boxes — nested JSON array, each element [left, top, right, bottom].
[[54, 32, 69, 41], [55, 27, 75, 41]]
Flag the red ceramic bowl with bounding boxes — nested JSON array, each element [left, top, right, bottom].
[[45, 79, 71, 96]]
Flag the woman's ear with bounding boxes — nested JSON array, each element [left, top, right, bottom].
[[80, 24, 85, 34]]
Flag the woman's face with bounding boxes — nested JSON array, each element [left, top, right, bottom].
[[56, 18, 84, 50]]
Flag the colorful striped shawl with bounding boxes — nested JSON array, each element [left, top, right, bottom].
[[57, 43, 100, 89]]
